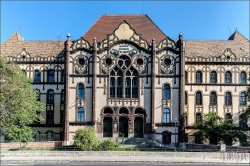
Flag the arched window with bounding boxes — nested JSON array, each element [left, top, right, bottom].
[[163, 84, 171, 99], [225, 92, 232, 105], [22, 69, 26, 76], [47, 70, 54, 82], [210, 71, 217, 83], [240, 92, 246, 105], [109, 56, 139, 99], [196, 71, 202, 84], [240, 71, 246, 84], [210, 92, 217, 105], [196, 91, 202, 105], [225, 71, 232, 84], [78, 84, 84, 98], [61, 70, 65, 82], [185, 91, 188, 105], [239, 114, 248, 128], [185, 71, 188, 83], [163, 108, 170, 123], [47, 89, 54, 103], [196, 113, 202, 123], [34, 70, 41, 82], [61, 90, 64, 103], [78, 107, 84, 122]]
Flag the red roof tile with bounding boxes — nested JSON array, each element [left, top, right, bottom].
[[83, 14, 167, 45]]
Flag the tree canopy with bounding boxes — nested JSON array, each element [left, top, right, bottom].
[[0, 58, 45, 142], [193, 112, 249, 146]]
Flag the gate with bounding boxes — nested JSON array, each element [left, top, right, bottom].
[[119, 117, 128, 137], [134, 117, 143, 138], [103, 117, 112, 137]]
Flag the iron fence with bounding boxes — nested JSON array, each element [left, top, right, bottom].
[[0, 133, 61, 143]]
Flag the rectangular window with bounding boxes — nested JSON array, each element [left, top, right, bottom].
[[78, 107, 84, 122], [163, 108, 170, 123]]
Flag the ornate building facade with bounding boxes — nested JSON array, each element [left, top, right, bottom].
[[1, 15, 249, 145]]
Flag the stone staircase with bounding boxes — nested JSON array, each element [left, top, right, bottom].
[[121, 137, 175, 149]]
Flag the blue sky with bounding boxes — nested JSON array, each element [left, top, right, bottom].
[[1, 1, 249, 43]]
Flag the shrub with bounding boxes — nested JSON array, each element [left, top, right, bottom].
[[73, 127, 98, 151], [97, 139, 120, 151]]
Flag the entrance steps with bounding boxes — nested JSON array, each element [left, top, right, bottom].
[[121, 138, 176, 149], [122, 138, 153, 148]]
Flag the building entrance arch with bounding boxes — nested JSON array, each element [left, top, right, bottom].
[[134, 117, 143, 138], [119, 117, 128, 137]]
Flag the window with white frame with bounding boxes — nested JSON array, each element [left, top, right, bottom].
[[163, 108, 170, 123], [78, 107, 84, 122]]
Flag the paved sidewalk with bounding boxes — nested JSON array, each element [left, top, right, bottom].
[[1, 154, 250, 164]]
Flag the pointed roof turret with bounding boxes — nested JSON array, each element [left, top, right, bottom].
[[3, 32, 24, 44], [228, 30, 249, 41]]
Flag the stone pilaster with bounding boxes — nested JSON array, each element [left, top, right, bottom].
[[92, 38, 97, 126], [151, 38, 156, 133], [64, 33, 72, 145], [177, 33, 185, 143]]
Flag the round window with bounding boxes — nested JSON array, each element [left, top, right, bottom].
[[227, 56, 230, 60], [137, 58, 143, 65], [164, 58, 171, 66], [105, 58, 112, 66], [79, 58, 85, 65]]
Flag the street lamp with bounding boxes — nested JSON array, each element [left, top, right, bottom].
[[174, 118, 179, 152]]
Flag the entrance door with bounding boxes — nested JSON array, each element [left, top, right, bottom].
[[134, 117, 143, 138], [119, 117, 128, 137], [103, 117, 112, 137]]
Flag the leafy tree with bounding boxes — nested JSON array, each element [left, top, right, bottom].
[[193, 112, 249, 145], [0, 58, 45, 142], [74, 127, 98, 150]]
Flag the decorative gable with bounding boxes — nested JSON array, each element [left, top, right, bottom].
[[98, 21, 149, 51]]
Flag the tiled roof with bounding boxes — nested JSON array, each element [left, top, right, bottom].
[[185, 31, 249, 58], [0, 32, 65, 57], [83, 14, 167, 45]]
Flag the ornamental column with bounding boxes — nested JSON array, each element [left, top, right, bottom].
[[64, 33, 72, 145], [151, 38, 156, 133], [92, 38, 97, 126], [178, 33, 185, 143]]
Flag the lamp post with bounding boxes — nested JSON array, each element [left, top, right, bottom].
[[174, 118, 178, 152]]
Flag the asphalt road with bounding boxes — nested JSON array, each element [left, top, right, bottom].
[[1, 162, 249, 166]]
